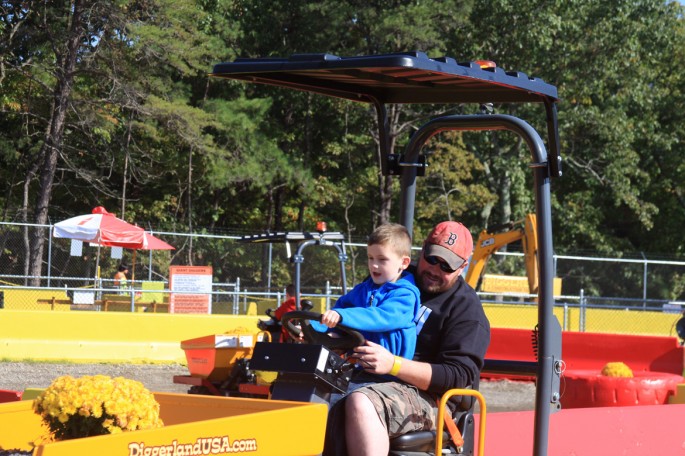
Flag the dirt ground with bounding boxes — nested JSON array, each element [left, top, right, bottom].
[[0, 361, 536, 412]]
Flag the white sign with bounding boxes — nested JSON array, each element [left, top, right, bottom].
[[169, 266, 213, 314]]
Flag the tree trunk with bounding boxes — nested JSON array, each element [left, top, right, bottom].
[[121, 118, 133, 219], [27, 1, 84, 285], [21, 159, 40, 286], [375, 105, 402, 226], [499, 170, 512, 225]]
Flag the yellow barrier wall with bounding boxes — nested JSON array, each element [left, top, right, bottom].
[[0, 310, 262, 363], [0, 303, 680, 364], [482, 302, 681, 336]]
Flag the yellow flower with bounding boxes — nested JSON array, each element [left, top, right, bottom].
[[601, 361, 634, 377], [33, 375, 163, 441]]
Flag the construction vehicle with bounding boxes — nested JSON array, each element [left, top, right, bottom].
[[171, 228, 346, 398], [170, 300, 319, 398], [466, 213, 539, 294], [466, 213, 563, 297], [210, 51, 563, 456]]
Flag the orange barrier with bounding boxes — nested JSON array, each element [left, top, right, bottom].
[[560, 369, 683, 408], [0, 389, 22, 403], [485, 328, 685, 378]]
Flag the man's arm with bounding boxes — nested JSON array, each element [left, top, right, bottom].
[[392, 357, 433, 390], [351, 340, 432, 390], [352, 318, 488, 392], [423, 320, 489, 394]]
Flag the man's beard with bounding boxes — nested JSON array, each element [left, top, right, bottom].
[[417, 269, 451, 294]]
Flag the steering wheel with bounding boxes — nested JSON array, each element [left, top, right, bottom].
[[281, 310, 365, 351], [264, 307, 279, 322]]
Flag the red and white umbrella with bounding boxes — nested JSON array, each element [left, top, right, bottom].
[[53, 206, 173, 250], [53, 206, 174, 281]]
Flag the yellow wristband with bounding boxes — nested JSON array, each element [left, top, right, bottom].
[[389, 356, 402, 376]]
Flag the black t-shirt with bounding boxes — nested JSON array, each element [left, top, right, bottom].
[[413, 274, 491, 395]]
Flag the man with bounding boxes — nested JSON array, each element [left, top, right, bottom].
[[113, 264, 129, 294], [323, 220, 491, 455]]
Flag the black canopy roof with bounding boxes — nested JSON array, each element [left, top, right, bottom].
[[211, 51, 558, 104]]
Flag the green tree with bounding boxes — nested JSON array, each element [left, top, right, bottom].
[[0, 0, 256, 280], [459, 0, 683, 251], [230, 0, 476, 238], [458, 0, 685, 297], [2, 0, 684, 298], [1, 1, 135, 283]]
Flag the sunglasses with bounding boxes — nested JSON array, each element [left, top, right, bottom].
[[423, 251, 463, 273]]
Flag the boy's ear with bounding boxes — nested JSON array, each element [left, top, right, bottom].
[[401, 256, 411, 269]]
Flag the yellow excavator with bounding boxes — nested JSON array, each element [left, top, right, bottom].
[[465, 213, 542, 295]]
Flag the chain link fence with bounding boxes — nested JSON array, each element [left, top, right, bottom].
[[1, 221, 685, 336]]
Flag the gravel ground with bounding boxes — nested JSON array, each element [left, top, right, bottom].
[[0, 362, 190, 395], [0, 361, 535, 412]]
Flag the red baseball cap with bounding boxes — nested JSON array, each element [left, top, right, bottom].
[[423, 221, 473, 269]]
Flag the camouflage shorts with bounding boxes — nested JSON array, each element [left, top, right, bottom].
[[352, 382, 437, 437]]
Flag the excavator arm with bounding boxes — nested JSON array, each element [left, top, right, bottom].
[[465, 213, 539, 294]]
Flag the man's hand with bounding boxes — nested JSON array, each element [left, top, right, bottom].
[[351, 340, 395, 375], [320, 310, 341, 328]]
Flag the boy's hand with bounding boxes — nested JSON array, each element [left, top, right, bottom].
[[320, 310, 341, 328]]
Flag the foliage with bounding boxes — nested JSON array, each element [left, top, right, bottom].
[[33, 375, 163, 440], [414, 131, 495, 233], [457, 0, 684, 253], [1, 0, 685, 298]]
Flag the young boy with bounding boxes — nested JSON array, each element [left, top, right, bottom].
[[318, 223, 420, 360], [272, 284, 297, 342]]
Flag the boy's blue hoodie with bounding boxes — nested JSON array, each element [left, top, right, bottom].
[[314, 271, 420, 359]]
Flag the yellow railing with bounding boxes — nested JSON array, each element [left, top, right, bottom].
[[436, 388, 487, 456]]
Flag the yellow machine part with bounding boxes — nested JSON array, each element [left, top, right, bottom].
[[466, 213, 546, 295], [0, 393, 328, 456], [480, 274, 563, 297]]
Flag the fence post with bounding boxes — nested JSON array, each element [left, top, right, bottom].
[[47, 225, 53, 287], [641, 251, 648, 308], [233, 277, 240, 314], [267, 243, 273, 290], [579, 288, 586, 332], [325, 280, 331, 311], [148, 247, 153, 281]]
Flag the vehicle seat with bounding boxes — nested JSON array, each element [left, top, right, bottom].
[[388, 385, 477, 456]]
